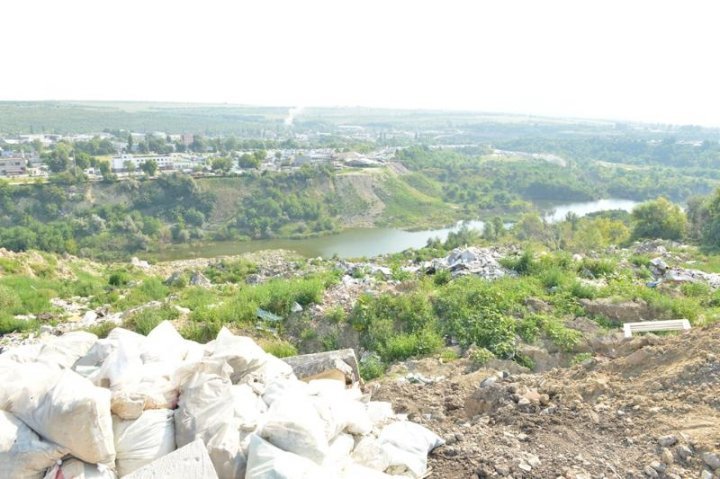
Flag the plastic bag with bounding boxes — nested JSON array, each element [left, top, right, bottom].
[[43, 459, 116, 479], [36, 331, 98, 370], [0, 410, 67, 479], [378, 421, 444, 478], [113, 409, 176, 477], [142, 321, 189, 364], [259, 395, 330, 464], [211, 327, 271, 383], [245, 434, 331, 479], [8, 365, 115, 465]]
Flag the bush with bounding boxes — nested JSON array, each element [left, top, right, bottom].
[[359, 355, 386, 381], [108, 271, 131, 287], [0, 314, 37, 335], [259, 339, 298, 358], [569, 281, 597, 299], [380, 329, 443, 362], [325, 306, 346, 324], [204, 259, 258, 284], [681, 282, 711, 298], [0, 285, 21, 311], [84, 321, 116, 339], [433, 269, 452, 286], [180, 320, 221, 343], [501, 250, 535, 275], [124, 305, 179, 335], [468, 347, 495, 367], [539, 267, 571, 289], [579, 258, 615, 277]]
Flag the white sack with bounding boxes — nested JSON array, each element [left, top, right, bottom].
[[36, 331, 98, 369], [113, 409, 176, 477], [8, 365, 115, 465], [378, 421, 444, 478], [351, 436, 391, 472], [43, 459, 116, 479], [259, 395, 329, 464], [211, 327, 270, 382], [245, 434, 331, 479], [0, 410, 68, 479]]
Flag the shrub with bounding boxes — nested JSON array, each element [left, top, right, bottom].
[[180, 320, 221, 343], [545, 320, 582, 352], [108, 271, 131, 287], [84, 321, 117, 339], [259, 339, 298, 358], [380, 329, 443, 362], [681, 282, 711, 298], [359, 355, 385, 381], [468, 347, 495, 367], [501, 250, 535, 275], [440, 348, 460, 361], [569, 281, 597, 299], [539, 267, 571, 289], [579, 258, 615, 277], [0, 285, 21, 311], [433, 269, 452, 286], [124, 305, 179, 335], [325, 306, 346, 324], [0, 314, 37, 335], [205, 259, 258, 284], [630, 255, 651, 268], [571, 352, 593, 365]]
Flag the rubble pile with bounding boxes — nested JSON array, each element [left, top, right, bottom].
[[0, 324, 443, 478], [428, 247, 509, 279]]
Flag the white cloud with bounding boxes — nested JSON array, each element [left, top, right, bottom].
[[1, 0, 719, 125]]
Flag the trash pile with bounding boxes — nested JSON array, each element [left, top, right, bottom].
[[0, 323, 443, 479], [648, 257, 720, 289], [427, 247, 508, 279]]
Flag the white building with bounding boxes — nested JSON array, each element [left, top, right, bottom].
[[111, 154, 174, 171]]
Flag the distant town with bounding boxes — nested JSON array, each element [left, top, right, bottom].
[[0, 130, 398, 181]]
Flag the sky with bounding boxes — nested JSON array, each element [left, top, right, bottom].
[[1, 0, 719, 126]]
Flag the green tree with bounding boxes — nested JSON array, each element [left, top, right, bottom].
[[631, 197, 687, 241], [124, 160, 137, 175], [211, 157, 233, 173], [140, 159, 158, 177]]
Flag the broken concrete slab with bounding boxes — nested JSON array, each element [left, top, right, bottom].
[[282, 349, 360, 385], [120, 438, 217, 479]]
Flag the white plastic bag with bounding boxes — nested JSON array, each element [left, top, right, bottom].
[[0, 410, 68, 479], [36, 331, 98, 369], [142, 321, 189, 364], [259, 395, 330, 464], [43, 459, 116, 479], [8, 365, 115, 465], [378, 421, 444, 478], [211, 327, 271, 382], [245, 434, 331, 479], [351, 436, 391, 472], [113, 409, 176, 477], [174, 358, 247, 479]]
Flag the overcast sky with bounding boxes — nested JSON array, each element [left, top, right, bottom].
[[2, 0, 719, 126]]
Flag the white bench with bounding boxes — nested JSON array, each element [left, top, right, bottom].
[[623, 319, 691, 338]]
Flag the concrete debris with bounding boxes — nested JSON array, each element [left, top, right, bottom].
[[189, 271, 212, 288], [429, 247, 509, 279], [130, 257, 150, 270], [0, 326, 439, 478]]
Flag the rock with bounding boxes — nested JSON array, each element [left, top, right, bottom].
[[189, 271, 211, 288], [291, 302, 303, 313], [660, 447, 674, 465], [579, 298, 651, 323], [282, 349, 361, 384], [131, 257, 150, 269], [702, 452, 720, 469], [122, 438, 218, 479], [80, 311, 98, 326], [675, 445, 693, 461], [701, 470, 713, 479], [246, 274, 262, 284], [643, 465, 658, 478], [658, 435, 678, 447], [525, 297, 551, 313], [174, 305, 191, 315]]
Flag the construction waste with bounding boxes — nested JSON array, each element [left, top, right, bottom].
[[427, 247, 509, 279], [0, 324, 443, 479]]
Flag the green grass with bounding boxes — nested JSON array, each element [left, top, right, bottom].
[[124, 304, 179, 335]]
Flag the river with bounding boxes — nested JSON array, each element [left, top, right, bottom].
[[150, 198, 638, 261]]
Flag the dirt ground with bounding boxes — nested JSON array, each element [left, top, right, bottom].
[[372, 325, 720, 478]]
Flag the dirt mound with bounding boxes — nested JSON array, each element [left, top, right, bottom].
[[372, 325, 720, 478]]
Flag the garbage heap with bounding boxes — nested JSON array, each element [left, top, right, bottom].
[[0, 323, 443, 479]]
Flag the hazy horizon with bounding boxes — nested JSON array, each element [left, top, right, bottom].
[[2, 0, 720, 127]]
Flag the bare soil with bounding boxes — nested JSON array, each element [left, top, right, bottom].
[[372, 325, 720, 478]]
